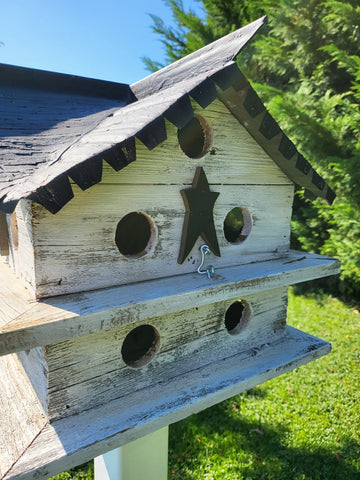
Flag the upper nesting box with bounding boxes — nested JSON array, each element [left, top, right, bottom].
[[0, 16, 335, 299]]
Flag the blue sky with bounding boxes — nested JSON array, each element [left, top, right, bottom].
[[0, 0, 200, 85]]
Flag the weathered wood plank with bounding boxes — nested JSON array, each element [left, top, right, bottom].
[[0, 84, 124, 208], [46, 287, 286, 378], [131, 17, 266, 100], [2, 326, 330, 480], [217, 84, 335, 204], [0, 259, 33, 329], [0, 213, 9, 256], [6, 201, 36, 297], [16, 348, 48, 414], [45, 288, 287, 420], [100, 101, 292, 186], [27, 183, 293, 297], [0, 354, 47, 479], [0, 251, 340, 356]]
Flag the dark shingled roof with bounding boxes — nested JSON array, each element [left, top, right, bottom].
[[0, 16, 335, 214]]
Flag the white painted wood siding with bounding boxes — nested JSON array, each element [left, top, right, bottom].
[[0, 251, 340, 357], [30, 183, 293, 297], [6, 100, 294, 298], [44, 287, 287, 420], [2, 327, 330, 480], [100, 101, 291, 186], [16, 348, 48, 414], [0, 354, 47, 479], [6, 201, 35, 295]]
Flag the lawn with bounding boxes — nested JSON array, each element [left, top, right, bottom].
[[51, 289, 360, 480]]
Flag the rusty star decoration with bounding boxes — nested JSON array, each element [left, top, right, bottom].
[[178, 167, 221, 264]]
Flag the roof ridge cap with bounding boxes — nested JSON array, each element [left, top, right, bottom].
[[131, 16, 267, 100]]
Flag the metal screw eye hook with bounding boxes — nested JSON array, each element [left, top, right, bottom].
[[197, 244, 216, 279]]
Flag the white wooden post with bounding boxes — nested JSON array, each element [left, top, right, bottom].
[[94, 426, 169, 480]]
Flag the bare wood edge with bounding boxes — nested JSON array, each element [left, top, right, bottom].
[[0, 260, 35, 329], [0, 213, 9, 256], [3, 326, 330, 480], [0, 251, 340, 356], [0, 355, 48, 479]]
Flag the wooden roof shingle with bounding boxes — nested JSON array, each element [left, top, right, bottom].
[[0, 16, 335, 214]]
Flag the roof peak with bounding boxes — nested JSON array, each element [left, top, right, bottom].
[[0, 16, 335, 214], [131, 16, 267, 100]]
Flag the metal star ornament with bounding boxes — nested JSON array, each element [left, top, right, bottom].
[[178, 167, 221, 264]]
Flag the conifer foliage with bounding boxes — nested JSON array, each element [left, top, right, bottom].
[[145, 0, 360, 299]]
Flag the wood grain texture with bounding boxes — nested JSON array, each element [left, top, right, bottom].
[[0, 85, 124, 205], [0, 251, 340, 356], [45, 287, 288, 420], [0, 258, 34, 329], [6, 97, 294, 298], [0, 354, 47, 479], [2, 326, 330, 480], [0, 14, 266, 209], [6, 201, 36, 297], [26, 182, 294, 297], [100, 100, 292, 186], [131, 17, 266, 100], [217, 84, 335, 204], [10, 96, 294, 298], [16, 348, 48, 414], [0, 213, 9, 256]]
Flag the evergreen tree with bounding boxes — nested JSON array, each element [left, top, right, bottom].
[[249, 0, 360, 298], [142, 0, 264, 71], [145, 0, 360, 299]]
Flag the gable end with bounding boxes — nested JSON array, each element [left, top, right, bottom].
[[0, 18, 335, 214]]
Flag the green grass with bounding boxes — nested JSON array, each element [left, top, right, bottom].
[[168, 290, 360, 479], [51, 290, 360, 480], [50, 463, 93, 480]]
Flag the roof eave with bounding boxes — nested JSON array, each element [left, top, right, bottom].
[[0, 16, 335, 213]]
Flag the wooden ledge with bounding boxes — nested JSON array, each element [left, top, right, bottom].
[[2, 326, 330, 480], [0, 251, 340, 356]]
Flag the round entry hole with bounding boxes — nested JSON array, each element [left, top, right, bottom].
[[121, 324, 160, 368], [225, 300, 251, 335], [115, 211, 156, 258], [177, 114, 213, 159], [224, 207, 252, 244]]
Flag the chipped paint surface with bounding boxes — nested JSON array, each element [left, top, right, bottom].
[[1, 326, 330, 480]]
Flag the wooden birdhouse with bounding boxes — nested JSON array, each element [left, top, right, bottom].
[[0, 17, 340, 480]]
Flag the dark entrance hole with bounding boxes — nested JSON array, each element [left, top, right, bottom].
[[177, 114, 213, 159], [115, 211, 156, 258], [223, 207, 252, 244], [225, 300, 251, 335], [121, 324, 160, 368]]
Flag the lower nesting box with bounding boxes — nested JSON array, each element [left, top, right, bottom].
[[0, 250, 340, 480], [18, 287, 288, 421]]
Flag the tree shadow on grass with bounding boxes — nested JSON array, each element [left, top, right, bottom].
[[169, 394, 360, 480]]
